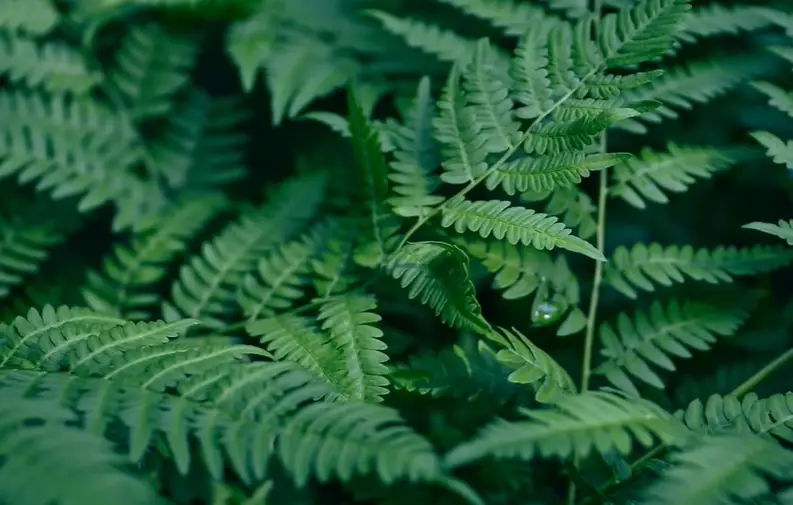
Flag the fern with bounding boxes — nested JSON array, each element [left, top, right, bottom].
[[603, 243, 793, 298], [594, 298, 750, 395], [444, 390, 686, 468]]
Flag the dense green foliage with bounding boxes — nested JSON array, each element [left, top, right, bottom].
[[2, 0, 793, 504]]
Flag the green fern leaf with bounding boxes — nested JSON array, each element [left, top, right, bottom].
[[317, 294, 390, 402], [751, 131, 793, 170], [83, 195, 226, 320], [107, 22, 199, 120], [609, 144, 754, 209], [237, 224, 328, 321], [246, 312, 350, 401], [0, 395, 164, 505], [164, 172, 327, 328], [385, 241, 491, 334], [743, 220, 793, 246], [639, 434, 793, 505], [445, 390, 685, 468], [435, 0, 553, 37], [385, 76, 445, 218], [594, 299, 750, 395], [0, 32, 102, 94], [147, 87, 249, 189], [390, 339, 524, 402], [679, 392, 793, 441], [493, 327, 576, 403], [677, 4, 773, 43], [603, 243, 793, 298], [441, 197, 605, 261], [347, 86, 397, 267], [618, 56, 774, 133], [0, 0, 58, 35]]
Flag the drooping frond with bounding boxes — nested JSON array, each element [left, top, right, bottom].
[[603, 243, 793, 299], [385, 241, 491, 334], [743, 220, 793, 246], [83, 195, 227, 320], [444, 390, 685, 468], [609, 144, 755, 209], [163, 172, 327, 328], [492, 327, 576, 403], [639, 434, 793, 505], [594, 299, 751, 395], [385, 76, 445, 218], [441, 197, 605, 261], [106, 22, 199, 121]]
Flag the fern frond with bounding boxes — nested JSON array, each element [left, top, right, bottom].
[[311, 219, 364, 298], [618, 56, 773, 134], [444, 390, 684, 468], [107, 22, 199, 120], [0, 32, 102, 94], [0, 361, 448, 493], [603, 243, 793, 299], [313, 294, 390, 403], [677, 4, 773, 43], [367, 11, 487, 67], [680, 392, 793, 441], [436, 0, 553, 37], [385, 76, 444, 218], [0, 201, 69, 300], [489, 151, 630, 194], [751, 132, 793, 169], [0, 394, 164, 505], [246, 313, 350, 401], [385, 241, 491, 334], [147, 87, 249, 189], [0, 304, 127, 369], [743, 220, 793, 246], [0, 0, 59, 35], [347, 86, 398, 268], [390, 339, 524, 402], [639, 434, 793, 505], [609, 144, 753, 209], [83, 195, 227, 320], [493, 327, 576, 403], [164, 172, 327, 328], [237, 223, 329, 321], [594, 299, 750, 395], [441, 197, 605, 261]]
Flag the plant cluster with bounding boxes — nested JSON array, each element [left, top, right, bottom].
[[2, 0, 793, 504]]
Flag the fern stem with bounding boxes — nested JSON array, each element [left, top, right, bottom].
[[580, 138, 609, 393], [731, 346, 793, 397]]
